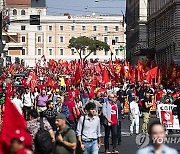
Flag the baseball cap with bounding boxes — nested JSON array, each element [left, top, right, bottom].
[[55, 113, 67, 120], [12, 129, 32, 148]]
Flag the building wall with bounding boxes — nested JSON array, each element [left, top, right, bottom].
[[126, 0, 147, 65], [147, 0, 180, 67], [7, 7, 125, 66]]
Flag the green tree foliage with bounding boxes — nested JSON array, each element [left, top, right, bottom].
[[68, 36, 110, 60]]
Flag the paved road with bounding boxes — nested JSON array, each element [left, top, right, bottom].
[[99, 115, 180, 154]]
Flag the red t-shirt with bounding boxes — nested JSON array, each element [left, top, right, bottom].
[[64, 100, 75, 121], [68, 90, 80, 99], [111, 103, 118, 125]]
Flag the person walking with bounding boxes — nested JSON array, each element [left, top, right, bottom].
[[102, 94, 119, 154], [129, 97, 140, 135], [53, 113, 77, 154], [76, 102, 101, 154]]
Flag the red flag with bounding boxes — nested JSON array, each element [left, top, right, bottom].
[[146, 66, 158, 83], [102, 68, 110, 84], [115, 58, 121, 75], [157, 69, 161, 85], [74, 66, 81, 84], [138, 60, 145, 81], [46, 77, 53, 87], [0, 98, 26, 153], [130, 68, 136, 83], [41, 55, 46, 62], [30, 72, 37, 93]]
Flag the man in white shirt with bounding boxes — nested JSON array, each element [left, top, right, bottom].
[[12, 93, 23, 115], [130, 96, 140, 135], [22, 87, 33, 119]]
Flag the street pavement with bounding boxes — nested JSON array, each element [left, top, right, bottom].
[[99, 115, 180, 154]]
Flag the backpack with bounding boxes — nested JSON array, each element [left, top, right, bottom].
[[62, 101, 70, 119], [34, 117, 53, 154]]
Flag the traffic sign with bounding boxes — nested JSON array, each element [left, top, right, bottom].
[[118, 46, 124, 51]]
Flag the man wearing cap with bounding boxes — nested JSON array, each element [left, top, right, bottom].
[[76, 102, 101, 154], [53, 113, 77, 154]]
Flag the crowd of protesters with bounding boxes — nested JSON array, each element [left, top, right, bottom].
[[0, 59, 179, 154]]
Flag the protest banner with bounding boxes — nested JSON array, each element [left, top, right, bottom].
[[158, 104, 180, 130]]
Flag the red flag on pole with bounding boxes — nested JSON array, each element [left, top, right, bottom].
[[146, 66, 158, 83], [0, 98, 26, 153], [102, 68, 110, 84], [74, 66, 81, 84]]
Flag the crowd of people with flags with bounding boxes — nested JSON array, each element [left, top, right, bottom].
[[0, 57, 179, 154]]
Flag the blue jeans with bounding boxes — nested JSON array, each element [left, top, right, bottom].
[[82, 140, 99, 154]]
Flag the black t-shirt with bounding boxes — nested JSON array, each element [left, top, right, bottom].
[[117, 90, 126, 103], [142, 97, 152, 113]]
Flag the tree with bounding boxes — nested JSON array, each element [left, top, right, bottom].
[[68, 36, 110, 60]]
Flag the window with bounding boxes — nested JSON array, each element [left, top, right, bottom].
[[115, 49, 119, 55], [48, 36, 52, 43], [93, 26, 97, 31], [82, 26, 86, 31], [104, 26, 108, 31], [115, 26, 119, 31], [49, 49, 53, 55], [105, 50, 108, 55], [93, 51, 97, 55], [60, 49, 64, 55], [21, 36, 26, 43], [13, 9, 17, 15], [37, 26, 42, 31], [82, 49, 86, 55], [21, 25, 26, 30], [93, 36, 97, 40], [59, 26, 64, 31], [37, 36, 42, 43], [60, 36, 64, 43], [49, 25, 53, 31], [115, 37, 119, 43], [71, 49, 75, 55], [21, 10, 25, 15], [104, 37, 108, 43], [22, 49, 26, 55], [37, 48, 42, 55], [71, 26, 75, 31]]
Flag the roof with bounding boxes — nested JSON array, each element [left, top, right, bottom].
[[6, 0, 31, 6]]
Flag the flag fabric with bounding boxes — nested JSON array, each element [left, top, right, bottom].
[[146, 66, 158, 83], [102, 68, 110, 84], [0, 98, 26, 153], [157, 69, 161, 85], [30, 72, 37, 93], [130, 68, 136, 83], [115, 58, 121, 75], [74, 66, 81, 84], [138, 60, 145, 81]]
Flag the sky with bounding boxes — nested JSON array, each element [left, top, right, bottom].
[[46, 0, 126, 16]]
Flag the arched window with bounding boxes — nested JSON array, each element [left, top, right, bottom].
[[13, 9, 17, 15], [21, 9, 25, 15]]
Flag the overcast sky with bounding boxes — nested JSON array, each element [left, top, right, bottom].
[[46, 0, 126, 16]]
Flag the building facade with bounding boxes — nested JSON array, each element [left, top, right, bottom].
[[4, 0, 125, 66], [126, 0, 148, 65], [147, 0, 180, 67]]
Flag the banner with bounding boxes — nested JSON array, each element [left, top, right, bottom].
[[157, 104, 180, 129]]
